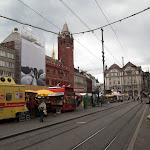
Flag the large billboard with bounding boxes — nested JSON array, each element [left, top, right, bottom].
[[21, 38, 46, 86]]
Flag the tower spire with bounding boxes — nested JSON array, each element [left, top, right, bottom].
[[61, 23, 70, 35], [52, 43, 55, 59]]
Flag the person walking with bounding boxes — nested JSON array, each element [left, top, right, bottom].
[[38, 99, 46, 122], [140, 95, 143, 103], [83, 95, 87, 109], [137, 96, 139, 102], [28, 97, 35, 117]]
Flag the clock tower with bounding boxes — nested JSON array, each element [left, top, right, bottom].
[[58, 23, 74, 87]]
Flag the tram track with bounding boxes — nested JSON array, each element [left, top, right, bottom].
[[0, 101, 132, 141], [71, 103, 144, 150], [103, 104, 144, 150], [0, 101, 139, 150]]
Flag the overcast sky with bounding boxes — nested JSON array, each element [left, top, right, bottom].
[[0, 0, 150, 82]]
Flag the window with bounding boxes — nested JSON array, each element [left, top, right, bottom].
[[8, 72, 12, 76], [6, 93, 12, 101], [5, 62, 9, 67], [134, 80, 137, 84], [50, 69, 53, 74], [0, 51, 6, 57], [0, 60, 5, 67], [7, 53, 14, 59], [118, 81, 120, 84], [8, 62, 14, 68]]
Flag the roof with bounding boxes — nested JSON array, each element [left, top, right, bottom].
[[61, 23, 70, 35], [109, 64, 121, 70], [124, 62, 136, 68], [124, 62, 142, 70], [106, 64, 121, 73]]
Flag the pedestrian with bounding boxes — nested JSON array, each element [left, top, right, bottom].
[[148, 95, 150, 103], [38, 99, 46, 122], [83, 95, 87, 109], [120, 96, 123, 102], [91, 96, 94, 107], [100, 96, 103, 106], [137, 96, 139, 102], [28, 97, 35, 117], [133, 96, 135, 101], [25, 96, 29, 109], [76, 97, 80, 107], [140, 95, 143, 103]]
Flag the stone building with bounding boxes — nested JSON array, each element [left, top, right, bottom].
[[142, 71, 150, 97], [1, 27, 45, 85], [74, 68, 87, 93], [0, 45, 15, 78], [105, 62, 143, 97]]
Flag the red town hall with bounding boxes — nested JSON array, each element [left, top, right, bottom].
[[46, 23, 74, 87]]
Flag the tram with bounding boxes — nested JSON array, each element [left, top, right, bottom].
[[0, 76, 29, 121], [48, 86, 76, 112]]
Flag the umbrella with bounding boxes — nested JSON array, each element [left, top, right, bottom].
[[34, 89, 55, 96], [25, 90, 37, 93]]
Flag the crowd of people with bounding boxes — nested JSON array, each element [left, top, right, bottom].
[[133, 95, 143, 103], [76, 95, 103, 109], [25, 96, 47, 122], [25, 93, 147, 123]]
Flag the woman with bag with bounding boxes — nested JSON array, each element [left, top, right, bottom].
[[38, 99, 46, 122]]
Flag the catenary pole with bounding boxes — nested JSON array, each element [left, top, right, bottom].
[[101, 28, 106, 101]]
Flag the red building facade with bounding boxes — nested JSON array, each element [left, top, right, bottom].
[[58, 23, 74, 87], [46, 23, 74, 87], [46, 56, 70, 87]]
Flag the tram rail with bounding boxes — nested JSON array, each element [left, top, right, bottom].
[[0, 101, 138, 150], [0, 101, 132, 141]]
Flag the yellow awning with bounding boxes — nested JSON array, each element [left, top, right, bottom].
[[25, 90, 37, 93], [34, 89, 55, 96]]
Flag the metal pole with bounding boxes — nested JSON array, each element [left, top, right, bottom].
[[101, 28, 106, 102]]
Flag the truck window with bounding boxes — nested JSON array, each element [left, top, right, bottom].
[[6, 93, 12, 101]]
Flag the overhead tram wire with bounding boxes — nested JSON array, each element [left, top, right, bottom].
[[60, 0, 121, 65], [95, 0, 130, 62], [104, 45, 122, 66], [74, 39, 102, 62], [18, 0, 61, 31], [72, 6, 150, 35], [0, 15, 58, 35], [60, 0, 102, 40], [18, 0, 122, 65], [18, 0, 102, 65]]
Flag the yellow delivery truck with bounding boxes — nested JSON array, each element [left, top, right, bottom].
[[0, 76, 29, 121]]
